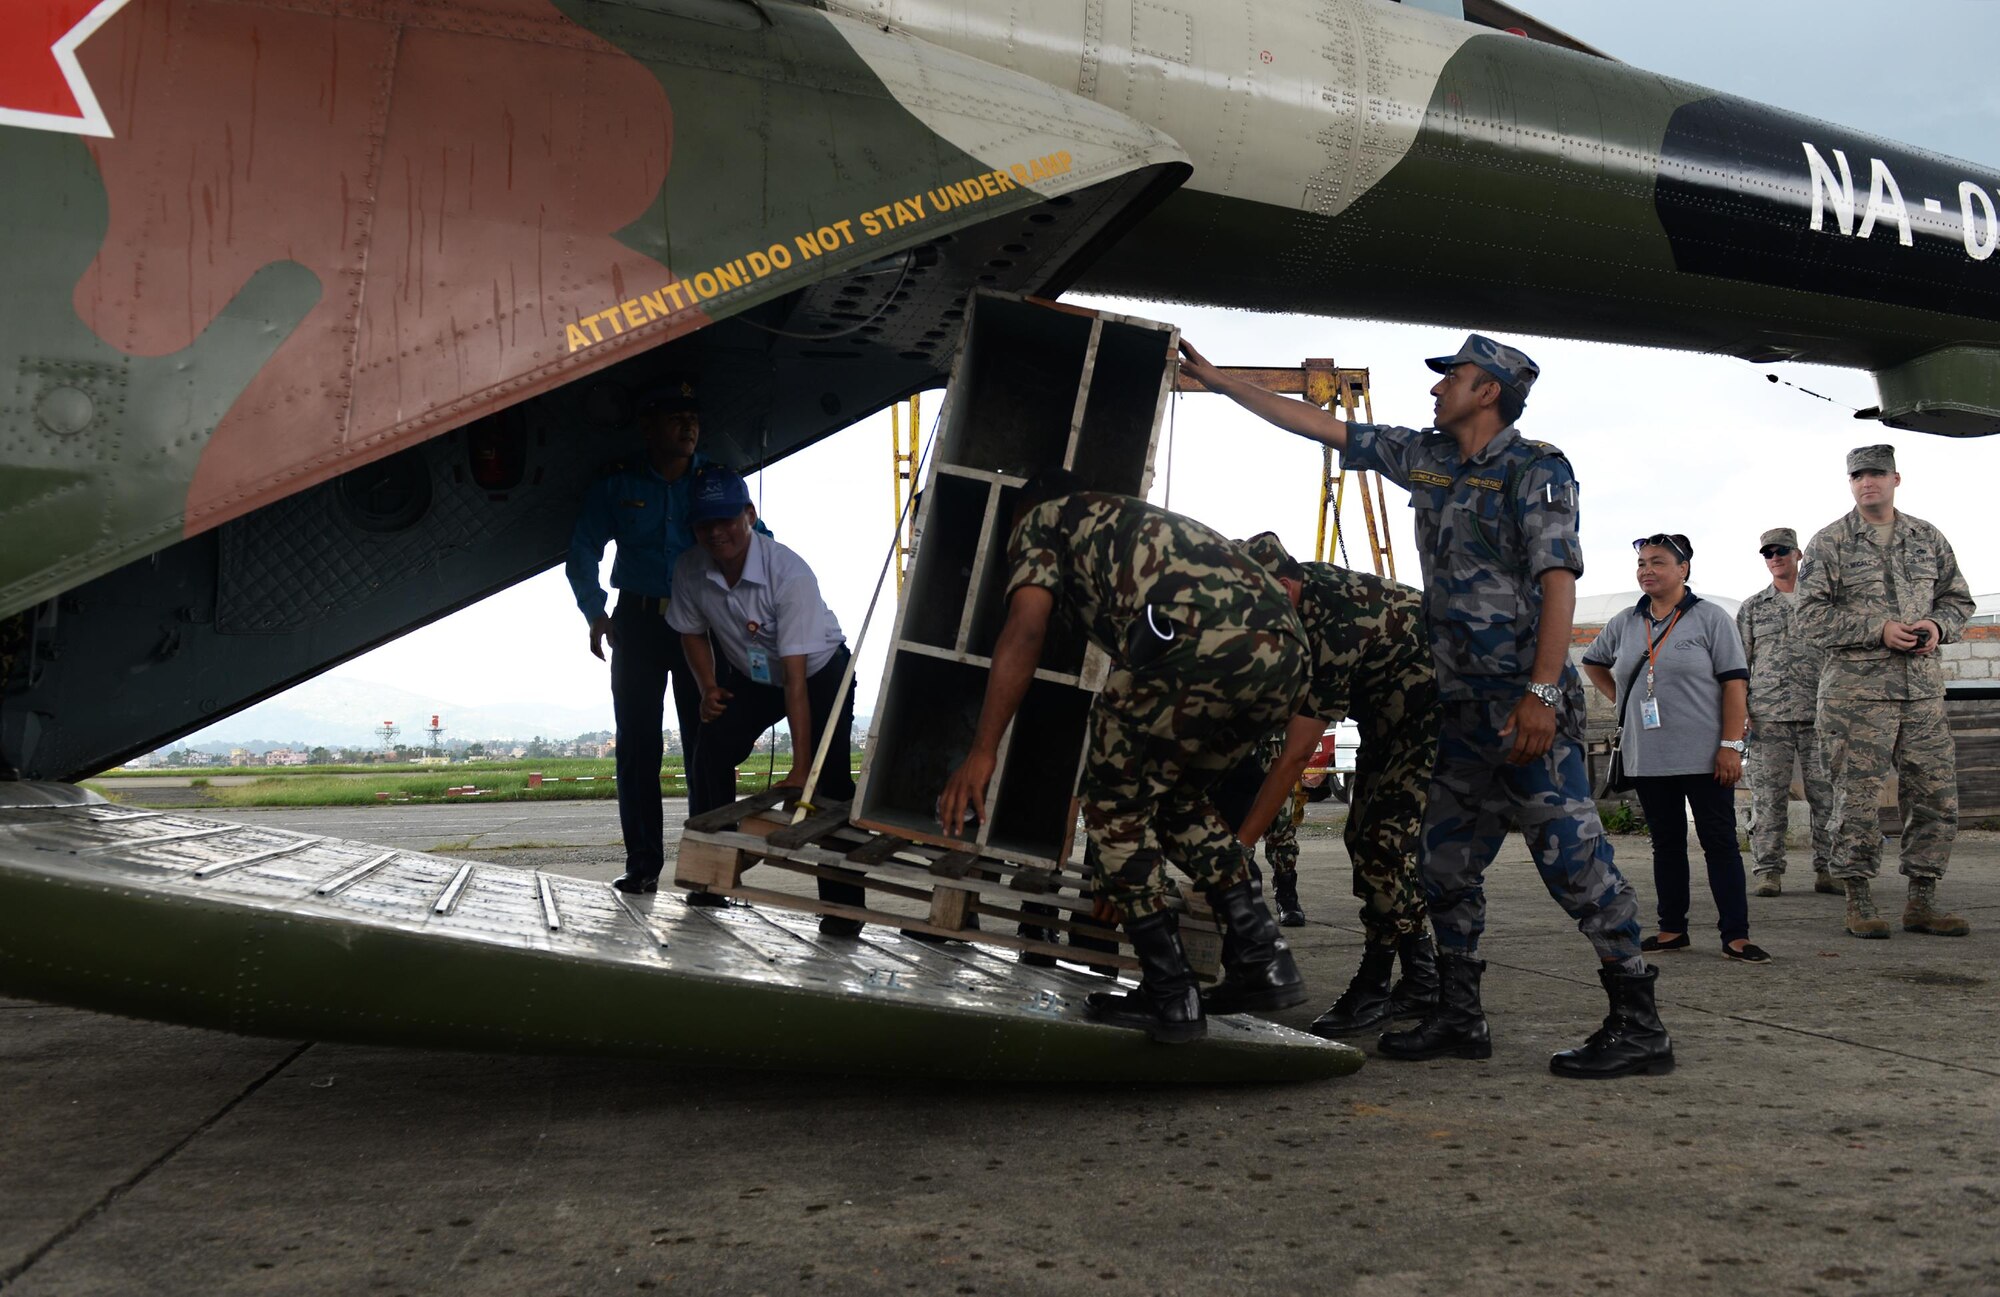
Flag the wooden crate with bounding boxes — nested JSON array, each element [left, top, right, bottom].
[[675, 791, 1223, 979], [851, 292, 1177, 868]]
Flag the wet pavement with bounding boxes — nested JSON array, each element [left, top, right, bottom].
[[3, 804, 1997, 1295]]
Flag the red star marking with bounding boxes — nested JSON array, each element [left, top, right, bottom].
[[0, 0, 133, 136]]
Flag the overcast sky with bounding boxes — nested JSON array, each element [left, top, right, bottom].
[[305, 1, 2000, 738]]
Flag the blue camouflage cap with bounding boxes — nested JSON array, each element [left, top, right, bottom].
[[1425, 334, 1539, 399], [689, 466, 753, 523]]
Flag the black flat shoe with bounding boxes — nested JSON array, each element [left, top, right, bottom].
[[819, 916, 864, 938], [610, 873, 658, 894], [1722, 941, 1771, 963], [683, 890, 727, 908], [1640, 932, 1690, 952]]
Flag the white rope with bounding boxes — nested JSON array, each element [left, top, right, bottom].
[[794, 396, 944, 820]]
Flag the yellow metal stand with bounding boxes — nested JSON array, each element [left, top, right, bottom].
[[1175, 361, 1395, 579], [889, 393, 921, 591]]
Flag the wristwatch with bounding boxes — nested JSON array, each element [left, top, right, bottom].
[[1719, 740, 1748, 754], [1525, 682, 1561, 709]]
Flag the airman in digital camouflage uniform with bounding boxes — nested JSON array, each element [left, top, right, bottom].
[[937, 471, 1309, 1044], [1234, 533, 1443, 1040], [1796, 445, 1975, 939], [1182, 334, 1671, 1080], [1736, 526, 1836, 897]]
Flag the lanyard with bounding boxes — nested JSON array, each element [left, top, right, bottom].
[[1643, 606, 1684, 698]]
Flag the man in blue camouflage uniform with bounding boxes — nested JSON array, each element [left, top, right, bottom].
[[1182, 335, 1672, 1080]]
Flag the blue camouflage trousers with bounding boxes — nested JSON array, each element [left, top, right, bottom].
[[1420, 700, 1641, 962]]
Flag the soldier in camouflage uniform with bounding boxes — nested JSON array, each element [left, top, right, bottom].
[[1182, 333, 1671, 1080], [1234, 532, 1443, 1039], [1796, 445, 1974, 939], [1736, 526, 1836, 897], [937, 471, 1310, 1043], [1254, 728, 1305, 922]]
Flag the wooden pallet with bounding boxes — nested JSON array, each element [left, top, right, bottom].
[[675, 794, 1223, 978]]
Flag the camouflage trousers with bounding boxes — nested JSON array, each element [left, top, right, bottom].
[[1262, 800, 1299, 875], [1082, 626, 1307, 921], [1746, 718, 1833, 876], [1255, 732, 1300, 875], [1819, 696, 1958, 882], [1420, 699, 1641, 962], [1345, 671, 1440, 947]]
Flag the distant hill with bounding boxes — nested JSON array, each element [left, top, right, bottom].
[[177, 675, 617, 749]]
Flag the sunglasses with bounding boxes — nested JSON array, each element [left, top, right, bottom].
[[1632, 533, 1691, 562], [1760, 545, 1795, 558]]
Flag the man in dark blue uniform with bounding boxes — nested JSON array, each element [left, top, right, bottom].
[[566, 380, 717, 897], [1181, 335, 1673, 1080]]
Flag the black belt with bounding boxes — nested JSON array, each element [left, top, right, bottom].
[[621, 594, 671, 615]]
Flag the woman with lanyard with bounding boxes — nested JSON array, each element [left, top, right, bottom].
[[1582, 534, 1771, 963]]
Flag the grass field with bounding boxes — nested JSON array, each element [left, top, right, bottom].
[[91, 757, 635, 779], [85, 753, 863, 808]]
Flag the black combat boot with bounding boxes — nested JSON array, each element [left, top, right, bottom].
[[1307, 944, 1396, 1037], [1386, 930, 1440, 1018], [1378, 952, 1491, 1060], [1198, 880, 1308, 1015], [1549, 964, 1675, 1079], [1271, 870, 1306, 927], [1084, 910, 1205, 1043]]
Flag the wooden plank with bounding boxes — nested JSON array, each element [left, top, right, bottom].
[[683, 789, 795, 834], [930, 850, 982, 881], [673, 839, 746, 891], [766, 800, 854, 850], [928, 886, 974, 931], [843, 833, 911, 866], [714, 884, 1137, 973]]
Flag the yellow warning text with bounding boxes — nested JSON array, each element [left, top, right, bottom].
[[563, 152, 1075, 354]]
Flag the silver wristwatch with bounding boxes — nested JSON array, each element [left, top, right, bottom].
[[1719, 740, 1748, 754], [1525, 682, 1561, 709]]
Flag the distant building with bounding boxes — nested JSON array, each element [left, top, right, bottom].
[[228, 748, 252, 767], [264, 748, 310, 767]]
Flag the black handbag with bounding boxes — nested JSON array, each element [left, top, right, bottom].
[[1598, 654, 1648, 796]]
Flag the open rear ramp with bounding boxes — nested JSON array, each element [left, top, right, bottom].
[[0, 786, 1359, 1084]]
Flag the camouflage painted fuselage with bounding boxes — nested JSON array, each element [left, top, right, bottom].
[[7, 0, 2000, 778]]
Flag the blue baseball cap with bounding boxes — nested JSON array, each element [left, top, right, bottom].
[[1424, 333, 1539, 399], [689, 466, 753, 523], [637, 376, 700, 415]]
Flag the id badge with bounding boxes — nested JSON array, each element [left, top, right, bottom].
[[747, 646, 774, 685], [1639, 696, 1662, 730]]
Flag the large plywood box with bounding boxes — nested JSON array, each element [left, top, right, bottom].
[[852, 293, 1177, 866]]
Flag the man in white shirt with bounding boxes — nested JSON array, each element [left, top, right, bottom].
[[667, 467, 863, 932]]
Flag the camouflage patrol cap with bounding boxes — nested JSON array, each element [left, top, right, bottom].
[[1758, 527, 1798, 551], [1846, 444, 1896, 475], [1425, 334, 1539, 399], [1239, 531, 1301, 581]]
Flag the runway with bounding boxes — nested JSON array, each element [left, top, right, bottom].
[[4, 803, 1997, 1295]]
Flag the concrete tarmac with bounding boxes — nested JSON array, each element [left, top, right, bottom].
[[4, 804, 1998, 1296]]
